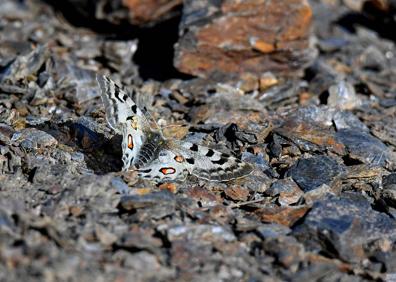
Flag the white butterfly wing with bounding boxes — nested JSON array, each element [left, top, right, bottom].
[[97, 75, 147, 170], [177, 141, 253, 182], [136, 149, 189, 181]]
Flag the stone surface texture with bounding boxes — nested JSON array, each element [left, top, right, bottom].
[[174, 0, 314, 78]]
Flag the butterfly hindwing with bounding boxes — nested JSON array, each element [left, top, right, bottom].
[[136, 149, 189, 181], [136, 142, 252, 182], [177, 142, 253, 182]]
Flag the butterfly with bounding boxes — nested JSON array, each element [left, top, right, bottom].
[[96, 75, 253, 182]]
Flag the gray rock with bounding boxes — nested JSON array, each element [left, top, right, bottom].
[[167, 224, 236, 243], [381, 173, 396, 207], [336, 129, 393, 167], [287, 156, 345, 192], [111, 177, 129, 194], [0, 123, 15, 145], [265, 178, 303, 205], [119, 191, 175, 220], [256, 224, 292, 239], [120, 191, 175, 210], [328, 80, 361, 110], [293, 193, 396, 263], [14, 128, 57, 150], [383, 173, 396, 190]]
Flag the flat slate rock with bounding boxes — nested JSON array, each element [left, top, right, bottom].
[[293, 193, 396, 263], [286, 156, 345, 192], [336, 129, 394, 167]]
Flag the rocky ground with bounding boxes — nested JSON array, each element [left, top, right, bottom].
[[0, 0, 396, 281]]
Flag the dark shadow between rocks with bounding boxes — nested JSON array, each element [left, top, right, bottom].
[[133, 15, 194, 81], [336, 10, 396, 43], [32, 121, 123, 174]]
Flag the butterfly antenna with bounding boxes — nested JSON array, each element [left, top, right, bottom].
[[143, 105, 162, 130], [134, 89, 163, 131]]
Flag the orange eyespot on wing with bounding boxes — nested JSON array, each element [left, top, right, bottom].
[[174, 155, 184, 163], [128, 134, 134, 149], [160, 167, 176, 175]]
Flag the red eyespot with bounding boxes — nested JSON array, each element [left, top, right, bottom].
[[174, 155, 184, 163], [128, 134, 133, 149], [160, 167, 176, 175]]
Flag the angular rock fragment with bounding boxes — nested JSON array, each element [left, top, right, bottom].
[[122, 0, 183, 25], [287, 156, 345, 192], [102, 40, 139, 77], [255, 205, 310, 227], [274, 119, 346, 155], [289, 106, 369, 132], [262, 235, 305, 269], [336, 129, 395, 167], [52, 59, 100, 104], [293, 194, 396, 263], [116, 226, 162, 251], [47, 0, 182, 26], [256, 223, 292, 239], [0, 44, 49, 83], [13, 128, 58, 150], [381, 173, 396, 207], [119, 191, 176, 220], [224, 186, 250, 202], [327, 80, 361, 110], [120, 190, 175, 210], [265, 178, 304, 206], [185, 186, 221, 207], [167, 224, 236, 243], [174, 0, 314, 78], [0, 123, 15, 145]]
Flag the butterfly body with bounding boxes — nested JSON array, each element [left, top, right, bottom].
[[97, 75, 253, 182]]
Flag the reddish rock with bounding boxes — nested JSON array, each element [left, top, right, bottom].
[[224, 186, 250, 201], [122, 0, 182, 25], [174, 0, 313, 78], [275, 120, 346, 155], [255, 205, 310, 227], [185, 186, 221, 207]]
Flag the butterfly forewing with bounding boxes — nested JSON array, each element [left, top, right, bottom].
[[97, 75, 148, 170]]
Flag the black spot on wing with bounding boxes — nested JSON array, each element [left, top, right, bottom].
[[211, 157, 229, 165], [114, 86, 123, 103], [139, 169, 152, 173], [206, 149, 215, 157], [132, 105, 137, 114], [190, 144, 198, 151], [224, 166, 235, 173], [126, 116, 133, 121], [186, 158, 195, 164], [123, 94, 128, 101]]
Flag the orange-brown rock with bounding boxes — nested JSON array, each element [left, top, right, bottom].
[[174, 0, 314, 78], [122, 0, 182, 25], [255, 205, 310, 227]]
